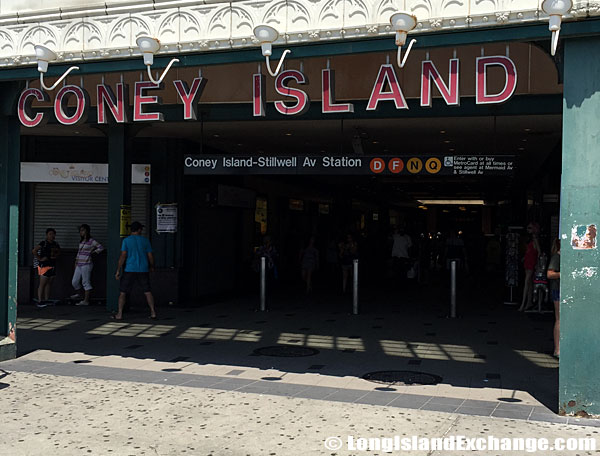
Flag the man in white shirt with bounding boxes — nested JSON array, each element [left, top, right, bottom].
[[392, 226, 412, 259], [391, 226, 412, 283]]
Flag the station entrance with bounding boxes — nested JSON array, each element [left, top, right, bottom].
[[176, 114, 562, 312]]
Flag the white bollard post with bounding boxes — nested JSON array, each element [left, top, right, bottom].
[[260, 256, 266, 312], [450, 260, 457, 318], [352, 259, 359, 315]]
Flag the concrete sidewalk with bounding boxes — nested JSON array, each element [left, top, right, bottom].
[[0, 368, 597, 456], [12, 295, 560, 410]]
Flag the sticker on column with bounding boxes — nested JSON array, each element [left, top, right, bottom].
[[571, 224, 597, 250]]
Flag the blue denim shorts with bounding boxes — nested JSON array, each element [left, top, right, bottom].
[[551, 289, 560, 302]]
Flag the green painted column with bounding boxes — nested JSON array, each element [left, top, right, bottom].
[[560, 37, 600, 416], [106, 125, 132, 313], [0, 84, 21, 361]]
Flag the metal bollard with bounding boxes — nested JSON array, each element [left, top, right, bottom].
[[260, 256, 266, 312], [450, 260, 457, 318], [352, 259, 359, 315]]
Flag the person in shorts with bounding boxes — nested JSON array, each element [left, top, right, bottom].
[[32, 228, 61, 308], [547, 238, 561, 359], [113, 221, 156, 320]]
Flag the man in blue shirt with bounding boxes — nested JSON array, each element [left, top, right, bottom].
[[113, 221, 156, 320]]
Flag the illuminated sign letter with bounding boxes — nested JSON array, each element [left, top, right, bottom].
[[476, 56, 517, 105], [322, 69, 354, 114], [18, 88, 49, 128], [421, 59, 460, 107], [54, 85, 89, 126], [97, 83, 130, 124], [253, 73, 266, 117], [174, 78, 206, 121], [274, 70, 310, 116], [134, 81, 164, 122], [367, 64, 408, 111]]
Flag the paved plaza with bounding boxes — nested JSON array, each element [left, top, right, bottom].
[[1, 296, 598, 454]]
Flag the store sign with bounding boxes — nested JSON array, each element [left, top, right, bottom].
[[18, 55, 517, 126], [184, 155, 515, 176], [20, 162, 151, 184]]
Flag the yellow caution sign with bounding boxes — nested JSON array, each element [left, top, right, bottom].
[[426, 158, 442, 174], [120, 205, 131, 238], [407, 158, 423, 174]]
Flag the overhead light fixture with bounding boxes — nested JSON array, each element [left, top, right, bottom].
[[34, 45, 79, 91], [390, 12, 417, 68], [253, 25, 291, 77], [541, 0, 573, 56], [136, 36, 179, 84], [417, 199, 486, 205]]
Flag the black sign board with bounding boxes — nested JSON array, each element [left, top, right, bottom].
[[184, 155, 515, 176]]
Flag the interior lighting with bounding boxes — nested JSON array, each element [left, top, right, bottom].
[[417, 199, 485, 205], [136, 36, 179, 84], [34, 45, 79, 91], [542, 0, 573, 56], [253, 25, 291, 77], [390, 12, 417, 68]]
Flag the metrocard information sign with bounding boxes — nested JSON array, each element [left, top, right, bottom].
[[184, 155, 515, 176]]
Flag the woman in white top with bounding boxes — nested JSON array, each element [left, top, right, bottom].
[[71, 224, 104, 306]]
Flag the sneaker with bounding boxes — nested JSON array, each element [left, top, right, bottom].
[[75, 300, 90, 306], [70, 293, 82, 300], [36, 301, 48, 308]]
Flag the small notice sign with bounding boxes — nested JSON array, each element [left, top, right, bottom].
[[156, 203, 177, 233]]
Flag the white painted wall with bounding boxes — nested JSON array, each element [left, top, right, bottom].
[[0, 0, 592, 69]]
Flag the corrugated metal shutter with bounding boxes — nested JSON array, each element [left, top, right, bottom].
[[131, 185, 149, 231], [33, 184, 149, 249]]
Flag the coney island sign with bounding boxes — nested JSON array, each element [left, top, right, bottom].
[[18, 56, 517, 127]]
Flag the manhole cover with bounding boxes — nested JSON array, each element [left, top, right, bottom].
[[253, 345, 319, 357], [362, 370, 442, 386]]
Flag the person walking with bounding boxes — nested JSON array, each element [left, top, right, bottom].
[[390, 226, 412, 284], [519, 222, 541, 312], [547, 238, 561, 358], [339, 234, 358, 294], [71, 224, 104, 306], [32, 228, 60, 308], [113, 221, 156, 320], [299, 236, 319, 294]]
